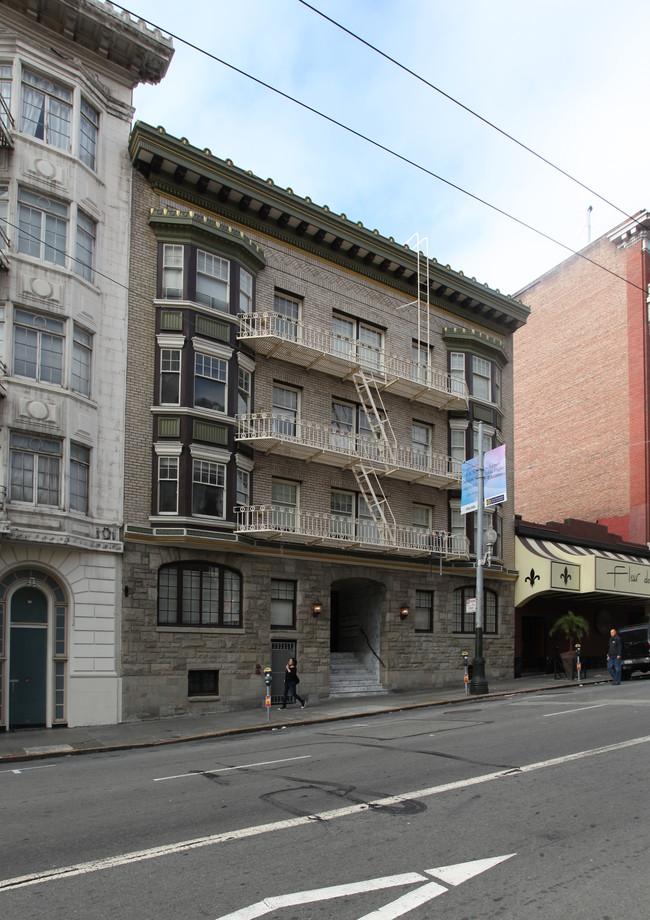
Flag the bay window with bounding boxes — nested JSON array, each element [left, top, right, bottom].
[[21, 69, 71, 150], [18, 187, 68, 266]]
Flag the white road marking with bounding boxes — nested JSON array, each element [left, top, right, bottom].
[[0, 764, 56, 777], [2, 736, 649, 892], [214, 855, 515, 920], [153, 755, 311, 782], [543, 704, 607, 717]]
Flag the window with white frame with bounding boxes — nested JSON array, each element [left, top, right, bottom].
[[412, 504, 432, 549], [75, 212, 95, 282], [17, 187, 68, 266], [13, 309, 64, 384], [79, 99, 98, 170], [158, 456, 179, 514], [412, 422, 433, 470], [71, 325, 92, 396], [162, 244, 183, 298], [450, 427, 466, 467], [272, 384, 299, 436], [494, 364, 502, 408], [0, 184, 7, 243], [412, 342, 430, 383], [160, 348, 181, 405], [450, 503, 466, 551], [237, 366, 251, 416], [358, 496, 379, 542], [330, 489, 353, 539], [0, 65, 12, 130], [273, 293, 300, 339], [236, 468, 250, 507], [192, 458, 225, 517], [271, 579, 296, 629], [10, 433, 61, 505], [332, 313, 383, 371], [69, 444, 89, 513], [196, 250, 229, 311], [453, 586, 498, 634], [471, 355, 491, 401], [415, 589, 434, 633], [271, 479, 298, 531], [21, 70, 71, 150], [450, 352, 465, 390], [331, 400, 354, 450], [194, 353, 227, 412], [239, 269, 253, 313], [472, 426, 493, 458]]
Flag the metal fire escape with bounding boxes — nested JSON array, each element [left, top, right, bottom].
[[349, 234, 432, 546]]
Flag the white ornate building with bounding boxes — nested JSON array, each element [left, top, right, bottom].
[[0, 0, 171, 728]]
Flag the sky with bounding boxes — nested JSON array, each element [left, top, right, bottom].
[[121, 0, 650, 298]]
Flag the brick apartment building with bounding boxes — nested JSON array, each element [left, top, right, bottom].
[[513, 211, 650, 672], [514, 211, 650, 544], [123, 122, 529, 719], [0, 0, 171, 729]]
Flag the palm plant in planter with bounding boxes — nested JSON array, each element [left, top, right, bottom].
[[549, 611, 590, 678]]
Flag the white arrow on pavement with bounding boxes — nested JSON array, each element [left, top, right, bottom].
[[214, 853, 515, 920]]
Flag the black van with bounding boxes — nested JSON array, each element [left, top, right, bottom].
[[618, 624, 650, 680]]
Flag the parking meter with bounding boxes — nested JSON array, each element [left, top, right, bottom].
[[575, 643, 581, 679], [462, 651, 470, 695], [263, 667, 272, 721]]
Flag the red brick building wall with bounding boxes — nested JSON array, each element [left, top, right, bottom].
[[514, 226, 649, 542]]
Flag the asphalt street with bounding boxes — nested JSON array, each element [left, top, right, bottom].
[[1, 678, 649, 919]]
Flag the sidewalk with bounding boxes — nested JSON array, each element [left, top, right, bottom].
[[0, 672, 608, 765]]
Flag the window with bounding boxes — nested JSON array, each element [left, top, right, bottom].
[[0, 184, 7, 249], [453, 586, 498, 634], [450, 505, 466, 552], [236, 468, 250, 506], [158, 562, 242, 628], [196, 250, 229, 311], [450, 352, 466, 394], [71, 326, 92, 396], [494, 365, 502, 408], [10, 433, 61, 505], [330, 490, 353, 538], [162, 244, 183, 298], [188, 670, 219, 696], [160, 348, 181, 405], [412, 504, 432, 549], [412, 423, 433, 470], [271, 479, 297, 531], [472, 356, 491, 401], [415, 590, 434, 633], [158, 456, 179, 514], [13, 309, 64, 384], [272, 384, 299, 436], [239, 269, 253, 313], [412, 342, 430, 383], [331, 401, 354, 450], [79, 99, 98, 170], [472, 426, 493, 458], [69, 444, 89, 513], [271, 579, 296, 628], [332, 314, 383, 371], [21, 70, 71, 150], [75, 212, 95, 282], [273, 293, 300, 339], [450, 427, 466, 467], [192, 459, 225, 517], [0, 64, 11, 131], [194, 354, 227, 412], [358, 496, 379, 542], [237, 367, 252, 416], [18, 188, 68, 266]]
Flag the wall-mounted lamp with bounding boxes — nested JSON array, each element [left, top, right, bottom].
[[312, 600, 323, 617], [399, 603, 410, 620]]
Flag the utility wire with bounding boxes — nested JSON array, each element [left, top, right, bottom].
[[114, 4, 646, 294], [298, 0, 643, 232]]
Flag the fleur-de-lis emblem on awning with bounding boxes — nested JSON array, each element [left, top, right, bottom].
[[525, 568, 540, 585], [560, 566, 572, 585]]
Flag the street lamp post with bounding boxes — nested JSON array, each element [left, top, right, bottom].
[[469, 421, 497, 696]]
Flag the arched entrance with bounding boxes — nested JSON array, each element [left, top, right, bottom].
[[0, 569, 68, 729], [330, 577, 385, 692]]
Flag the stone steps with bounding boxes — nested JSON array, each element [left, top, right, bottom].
[[329, 652, 388, 697]]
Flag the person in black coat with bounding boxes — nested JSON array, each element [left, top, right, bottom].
[[279, 657, 306, 709], [607, 628, 622, 685]]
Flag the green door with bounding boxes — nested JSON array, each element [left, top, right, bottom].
[[9, 587, 48, 728]]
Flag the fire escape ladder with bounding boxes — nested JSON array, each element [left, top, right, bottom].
[[352, 370, 397, 457], [352, 463, 397, 543]]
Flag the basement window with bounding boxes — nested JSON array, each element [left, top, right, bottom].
[[188, 669, 219, 696]]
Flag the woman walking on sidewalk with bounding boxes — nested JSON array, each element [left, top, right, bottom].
[[279, 657, 306, 709]]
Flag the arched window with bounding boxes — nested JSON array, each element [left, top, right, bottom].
[[157, 562, 242, 628], [453, 586, 498, 635]]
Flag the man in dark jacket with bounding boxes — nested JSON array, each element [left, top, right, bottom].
[[607, 628, 622, 685]]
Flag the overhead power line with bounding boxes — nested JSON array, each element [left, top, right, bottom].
[[114, 3, 645, 295]]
